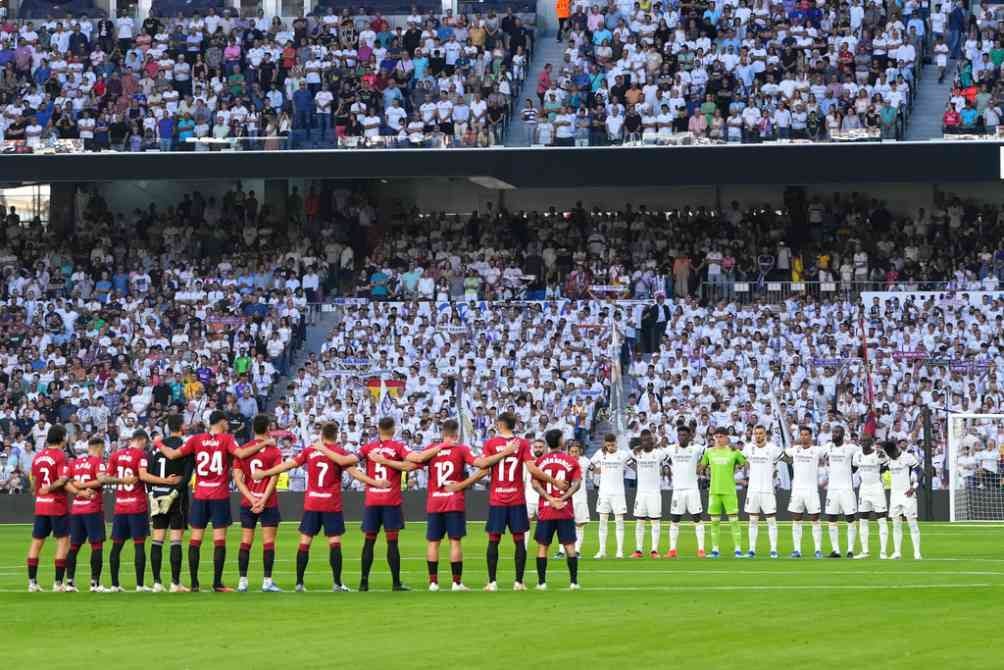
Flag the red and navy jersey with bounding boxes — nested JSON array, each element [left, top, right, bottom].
[[178, 432, 240, 500], [483, 436, 533, 506], [534, 452, 581, 521], [32, 448, 70, 516], [107, 447, 149, 515], [359, 440, 410, 507], [234, 440, 283, 509], [424, 442, 476, 513], [70, 455, 106, 516], [293, 443, 350, 513]]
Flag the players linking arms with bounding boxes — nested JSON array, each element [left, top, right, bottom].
[[530, 429, 583, 590]]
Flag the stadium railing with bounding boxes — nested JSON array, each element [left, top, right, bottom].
[[697, 279, 962, 305]]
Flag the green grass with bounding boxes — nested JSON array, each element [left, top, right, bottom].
[[3, 521, 1002, 669]]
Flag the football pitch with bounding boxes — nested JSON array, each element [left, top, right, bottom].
[[3, 521, 1002, 669]]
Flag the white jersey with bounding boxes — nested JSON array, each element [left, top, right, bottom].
[[743, 441, 783, 494], [852, 450, 887, 491], [633, 447, 669, 493], [823, 442, 860, 490], [590, 449, 632, 496], [888, 452, 919, 495], [666, 443, 704, 490], [573, 456, 590, 504], [786, 445, 826, 490]]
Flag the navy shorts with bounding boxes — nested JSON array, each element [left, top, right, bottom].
[[32, 514, 69, 539], [70, 513, 106, 545], [111, 513, 150, 541], [241, 506, 281, 529], [426, 511, 466, 541], [361, 505, 405, 534], [534, 519, 577, 546], [299, 510, 346, 537], [190, 499, 232, 529], [485, 505, 530, 535]]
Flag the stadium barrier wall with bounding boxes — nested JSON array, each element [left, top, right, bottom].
[[0, 490, 949, 523], [1, 142, 1002, 187]]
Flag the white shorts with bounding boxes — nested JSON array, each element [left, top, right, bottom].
[[889, 494, 918, 520], [744, 492, 777, 516], [633, 491, 663, 519], [825, 489, 857, 516], [858, 488, 888, 514], [573, 498, 590, 524], [526, 492, 540, 519], [670, 489, 702, 517], [788, 489, 821, 515], [597, 493, 627, 515]]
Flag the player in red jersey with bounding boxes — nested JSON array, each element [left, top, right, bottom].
[[106, 430, 181, 592], [233, 414, 284, 593], [65, 437, 109, 592], [358, 416, 443, 592], [27, 426, 71, 592], [531, 429, 583, 590], [157, 410, 270, 591], [254, 422, 388, 592], [408, 419, 485, 592], [474, 412, 567, 592]]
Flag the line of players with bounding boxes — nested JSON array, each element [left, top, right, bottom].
[[26, 411, 585, 593], [585, 424, 923, 561]]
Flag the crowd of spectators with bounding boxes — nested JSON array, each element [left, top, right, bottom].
[[523, 0, 927, 145], [4, 187, 1004, 494], [0, 6, 535, 151], [939, 2, 1004, 135], [350, 193, 1004, 303], [0, 183, 347, 489]]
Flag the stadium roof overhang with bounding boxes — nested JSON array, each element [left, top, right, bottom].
[[3, 141, 1002, 188]]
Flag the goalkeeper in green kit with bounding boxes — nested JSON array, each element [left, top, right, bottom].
[[699, 427, 747, 559]]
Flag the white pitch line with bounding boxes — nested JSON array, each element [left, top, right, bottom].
[[0, 583, 992, 594]]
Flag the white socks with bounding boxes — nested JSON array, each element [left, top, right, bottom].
[[767, 517, 778, 553], [635, 520, 645, 552], [858, 518, 869, 553], [614, 516, 625, 555], [598, 513, 609, 553], [828, 523, 841, 554], [695, 522, 705, 552], [908, 519, 921, 557], [847, 522, 857, 555], [669, 522, 680, 551], [878, 518, 889, 556], [893, 517, 903, 555], [748, 516, 759, 553], [575, 525, 584, 554], [792, 521, 803, 552], [650, 520, 660, 553], [811, 522, 822, 553]]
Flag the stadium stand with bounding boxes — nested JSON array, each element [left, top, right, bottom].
[[0, 6, 535, 150], [522, 0, 927, 145], [5, 185, 1001, 495], [938, 2, 1004, 137]]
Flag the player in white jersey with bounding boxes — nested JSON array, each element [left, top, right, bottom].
[[589, 434, 632, 559], [853, 440, 889, 558], [557, 442, 592, 558], [783, 426, 826, 559], [742, 425, 783, 559], [631, 430, 669, 558], [883, 441, 922, 560], [822, 426, 861, 558], [665, 425, 706, 558], [523, 439, 547, 548]]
